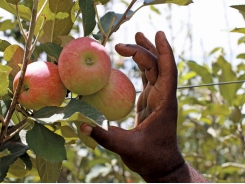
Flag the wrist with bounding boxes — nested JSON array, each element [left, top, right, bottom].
[[140, 162, 208, 183]]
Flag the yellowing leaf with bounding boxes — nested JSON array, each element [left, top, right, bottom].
[[0, 64, 12, 96], [35, 0, 76, 44], [55, 125, 78, 141], [0, 0, 31, 21], [4, 44, 24, 77]]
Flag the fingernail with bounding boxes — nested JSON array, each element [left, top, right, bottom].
[[80, 123, 93, 136], [117, 43, 127, 47]]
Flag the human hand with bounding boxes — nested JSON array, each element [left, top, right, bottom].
[[81, 31, 207, 182]]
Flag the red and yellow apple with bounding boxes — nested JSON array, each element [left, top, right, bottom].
[[58, 37, 111, 95], [82, 68, 136, 121], [13, 61, 67, 110]]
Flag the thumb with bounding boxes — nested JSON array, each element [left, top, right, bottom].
[[80, 124, 133, 156]]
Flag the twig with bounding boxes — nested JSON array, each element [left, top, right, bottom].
[[102, 0, 137, 45], [0, 0, 39, 149], [3, 118, 31, 143]]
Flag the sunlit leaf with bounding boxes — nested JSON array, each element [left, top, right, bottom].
[[36, 155, 62, 183], [7, 158, 28, 178], [4, 44, 24, 77], [236, 53, 245, 59], [230, 5, 245, 13], [55, 125, 78, 141], [221, 162, 245, 173], [0, 0, 31, 21], [231, 27, 245, 34], [187, 61, 215, 91], [76, 122, 98, 150], [237, 36, 245, 45], [150, 5, 161, 14], [0, 39, 11, 52], [79, 0, 96, 36], [201, 104, 230, 118], [0, 64, 12, 96], [35, 0, 75, 44], [229, 106, 242, 123], [26, 122, 67, 162], [0, 19, 17, 31], [58, 35, 74, 47], [214, 56, 238, 104]]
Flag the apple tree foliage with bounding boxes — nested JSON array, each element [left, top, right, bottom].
[[0, 0, 196, 182]]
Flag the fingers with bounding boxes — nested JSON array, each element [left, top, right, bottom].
[[80, 124, 133, 156], [155, 31, 177, 101], [135, 32, 158, 57], [115, 44, 158, 85]]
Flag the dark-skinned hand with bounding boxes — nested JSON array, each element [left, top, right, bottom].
[[81, 31, 207, 183]]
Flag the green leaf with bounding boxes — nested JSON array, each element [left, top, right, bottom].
[[76, 122, 98, 150], [187, 61, 215, 91], [7, 158, 28, 178], [79, 0, 96, 36], [237, 36, 245, 45], [33, 99, 105, 126], [0, 64, 12, 97], [26, 122, 67, 162], [55, 125, 78, 141], [0, 140, 29, 182], [201, 104, 230, 118], [6, 0, 20, 5], [35, 0, 75, 44], [93, 11, 133, 40], [42, 42, 62, 61], [0, 19, 17, 31], [230, 5, 245, 13], [236, 53, 245, 59], [0, 0, 31, 21], [150, 5, 161, 14], [221, 162, 245, 174], [213, 56, 238, 104], [36, 155, 62, 183], [144, 0, 193, 6], [33, 99, 105, 149], [0, 39, 11, 52], [231, 27, 245, 34]]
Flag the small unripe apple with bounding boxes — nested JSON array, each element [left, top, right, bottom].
[[13, 61, 67, 110], [82, 68, 136, 121], [58, 37, 111, 95]]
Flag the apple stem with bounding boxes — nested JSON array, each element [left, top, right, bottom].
[[0, 0, 39, 149]]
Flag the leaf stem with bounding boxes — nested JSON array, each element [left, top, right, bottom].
[[102, 16, 116, 46], [102, 0, 137, 45], [16, 4, 28, 41], [36, 0, 48, 21], [94, 3, 106, 40], [0, 0, 39, 149]]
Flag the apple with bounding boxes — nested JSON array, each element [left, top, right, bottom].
[[58, 37, 111, 95], [82, 68, 136, 121], [13, 61, 67, 110]]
